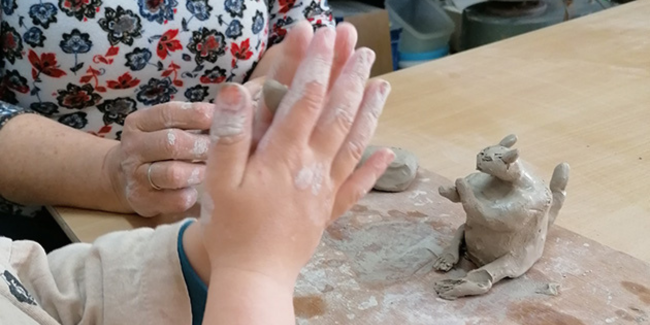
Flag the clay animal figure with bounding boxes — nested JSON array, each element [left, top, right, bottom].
[[434, 134, 570, 300], [262, 79, 418, 193]]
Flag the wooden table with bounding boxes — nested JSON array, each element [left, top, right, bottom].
[[53, 0, 650, 265]]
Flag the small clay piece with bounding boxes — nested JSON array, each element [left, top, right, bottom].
[[262, 79, 289, 114], [433, 134, 570, 300], [536, 283, 561, 296], [261, 80, 419, 193], [359, 146, 419, 192]]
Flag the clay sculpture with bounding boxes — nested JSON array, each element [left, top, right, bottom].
[[261, 79, 418, 193], [434, 134, 570, 300], [359, 146, 418, 192]]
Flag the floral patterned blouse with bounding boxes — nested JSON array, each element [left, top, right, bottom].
[[0, 0, 333, 140], [0, 0, 333, 217]]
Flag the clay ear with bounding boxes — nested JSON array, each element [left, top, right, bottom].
[[499, 134, 518, 148], [501, 149, 519, 164]]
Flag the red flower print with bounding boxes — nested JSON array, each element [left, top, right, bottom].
[[278, 0, 298, 14], [88, 125, 112, 138], [29, 50, 67, 79], [161, 62, 183, 87], [107, 72, 141, 89], [157, 29, 183, 60], [93, 46, 120, 65], [231, 39, 253, 61]]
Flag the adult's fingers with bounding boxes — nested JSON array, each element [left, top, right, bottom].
[[205, 83, 254, 187], [138, 161, 205, 190], [265, 27, 336, 147], [127, 130, 211, 163], [330, 80, 391, 183], [124, 101, 214, 132], [328, 23, 359, 91], [129, 184, 199, 217], [330, 148, 394, 222], [311, 48, 375, 156]]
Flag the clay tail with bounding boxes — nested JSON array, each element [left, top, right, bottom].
[[548, 163, 570, 225]]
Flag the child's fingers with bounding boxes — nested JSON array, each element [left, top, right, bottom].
[[205, 84, 254, 187], [330, 80, 391, 183], [311, 48, 375, 157], [263, 27, 336, 148], [328, 23, 359, 91], [330, 149, 395, 222]]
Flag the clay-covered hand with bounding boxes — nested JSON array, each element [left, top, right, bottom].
[[439, 185, 461, 203], [252, 21, 358, 149], [104, 102, 213, 217], [200, 27, 393, 286]]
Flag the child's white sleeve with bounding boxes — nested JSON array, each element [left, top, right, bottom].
[[1, 221, 192, 325]]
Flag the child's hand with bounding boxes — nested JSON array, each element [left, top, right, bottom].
[[200, 27, 393, 286]]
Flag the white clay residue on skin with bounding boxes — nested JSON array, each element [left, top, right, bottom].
[[294, 163, 325, 196], [167, 129, 176, 145], [192, 137, 209, 157], [185, 187, 198, 209], [210, 112, 246, 142], [181, 102, 193, 110], [188, 167, 201, 185]]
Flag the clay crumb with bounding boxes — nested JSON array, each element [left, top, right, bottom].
[[536, 283, 561, 296]]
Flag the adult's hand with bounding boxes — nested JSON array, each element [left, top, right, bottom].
[[104, 102, 213, 217]]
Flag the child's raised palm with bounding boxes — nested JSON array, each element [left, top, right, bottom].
[[200, 26, 393, 285]]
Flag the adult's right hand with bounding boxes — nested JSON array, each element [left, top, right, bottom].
[[104, 101, 213, 217]]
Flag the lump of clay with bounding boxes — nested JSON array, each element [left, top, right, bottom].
[[433, 134, 570, 300], [262, 79, 288, 114], [359, 146, 419, 192]]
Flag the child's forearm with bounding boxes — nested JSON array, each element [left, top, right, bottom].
[[184, 222, 297, 325], [203, 268, 295, 325]]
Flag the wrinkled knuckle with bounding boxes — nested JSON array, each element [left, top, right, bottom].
[[300, 82, 326, 110], [215, 133, 246, 146], [161, 104, 176, 128], [333, 106, 354, 132], [366, 104, 382, 120], [348, 140, 365, 162]]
